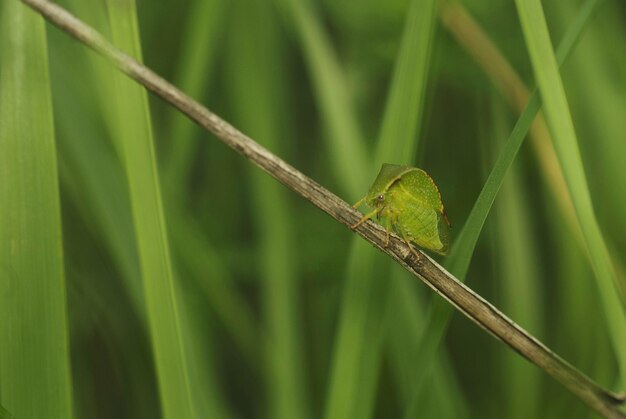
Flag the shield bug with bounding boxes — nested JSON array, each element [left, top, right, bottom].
[[351, 164, 450, 255]]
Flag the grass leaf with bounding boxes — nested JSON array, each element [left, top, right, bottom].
[[227, 2, 310, 417], [374, 0, 438, 164], [0, 2, 74, 418], [514, 0, 626, 389], [0, 405, 14, 419], [324, 0, 440, 418], [403, 0, 605, 406], [164, 0, 227, 190], [491, 100, 543, 418], [272, 0, 370, 199], [104, 0, 196, 417]]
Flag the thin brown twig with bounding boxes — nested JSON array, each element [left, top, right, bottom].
[[20, 0, 626, 417]]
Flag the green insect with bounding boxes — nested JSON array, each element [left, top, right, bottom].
[[352, 164, 450, 255]]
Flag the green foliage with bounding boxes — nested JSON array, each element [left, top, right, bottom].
[[322, 1, 443, 419], [491, 101, 543, 419], [164, 0, 227, 190], [0, 2, 74, 418], [227, 1, 310, 418], [5, 0, 626, 418], [515, 0, 626, 389], [273, 0, 370, 199], [0, 404, 14, 419], [104, 0, 196, 417], [403, 1, 606, 409]]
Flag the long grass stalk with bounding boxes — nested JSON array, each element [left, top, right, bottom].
[[0, 2, 74, 418], [491, 101, 543, 419], [228, 1, 310, 418], [151, 0, 259, 372], [103, 1, 195, 417], [0, 404, 14, 419], [177, 284, 234, 419], [157, 0, 259, 371], [404, 0, 605, 407], [441, 4, 626, 316], [271, 0, 464, 415], [325, 0, 440, 418], [440, 1, 581, 246], [552, 0, 626, 300], [169, 215, 260, 367], [51, 57, 143, 307], [53, 54, 236, 417], [373, 0, 437, 163], [54, 1, 245, 415], [377, 0, 466, 414], [546, 191, 608, 417], [267, 2, 376, 416], [373, 0, 461, 407], [387, 285, 467, 419], [52, 84, 157, 417], [272, 0, 369, 199], [165, 0, 227, 190], [514, 0, 626, 389]]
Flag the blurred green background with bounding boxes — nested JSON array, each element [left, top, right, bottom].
[[2, 0, 626, 418]]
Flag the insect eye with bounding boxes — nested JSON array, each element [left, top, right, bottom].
[[377, 194, 385, 201]]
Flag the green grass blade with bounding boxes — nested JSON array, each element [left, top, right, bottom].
[[0, 404, 14, 419], [56, 0, 255, 386], [51, 3, 245, 415], [177, 286, 234, 419], [324, 1, 440, 418], [374, 0, 437, 164], [158, 0, 258, 382], [448, 0, 601, 280], [546, 193, 611, 416], [49, 25, 165, 418], [403, 0, 604, 406], [514, 0, 626, 389], [104, 1, 196, 417], [376, 0, 467, 414], [0, 2, 74, 418], [256, 8, 384, 413], [227, 2, 310, 418], [52, 69, 143, 307], [387, 284, 467, 419], [557, 1, 626, 252], [272, 0, 369, 199], [371, 0, 463, 412], [323, 245, 388, 419], [165, 0, 227, 190], [492, 102, 543, 419], [52, 0, 148, 317], [52, 73, 174, 419], [169, 215, 260, 367], [52, 45, 237, 417]]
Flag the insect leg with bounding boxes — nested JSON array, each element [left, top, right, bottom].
[[352, 196, 367, 209], [398, 229, 420, 259], [351, 208, 379, 230], [384, 218, 391, 247]]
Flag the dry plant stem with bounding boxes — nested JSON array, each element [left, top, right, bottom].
[[21, 0, 626, 417]]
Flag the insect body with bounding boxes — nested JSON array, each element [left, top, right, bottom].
[[352, 164, 450, 255]]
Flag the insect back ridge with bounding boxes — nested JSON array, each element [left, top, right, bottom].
[[353, 163, 450, 255], [365, 164, 412, 203]]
